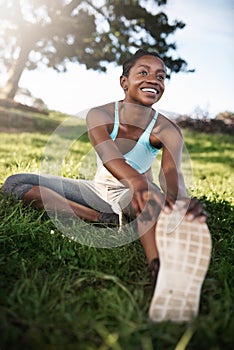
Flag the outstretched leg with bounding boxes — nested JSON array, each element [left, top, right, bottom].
[[137, 219, 159, 263]]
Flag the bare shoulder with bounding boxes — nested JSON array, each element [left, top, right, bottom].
[[87, 102, 115, 118], [152, 112, 184, 146], [86, 102, 115, 128], [157, 113, 182, 134]]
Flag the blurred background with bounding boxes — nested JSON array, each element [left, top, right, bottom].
[[0, 0, 233, 118]]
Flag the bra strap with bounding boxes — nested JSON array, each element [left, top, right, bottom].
[[110, 101, 120, 140], [145, 110, 158, 133]]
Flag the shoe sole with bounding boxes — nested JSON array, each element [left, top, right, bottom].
[[149, 202, 212, 323]]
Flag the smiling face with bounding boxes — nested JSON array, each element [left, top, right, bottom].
[[120, 55, 166, 107]]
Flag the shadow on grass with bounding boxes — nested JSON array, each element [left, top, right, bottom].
[[0, 108, 89, 141], [191, 155, 234, 169]]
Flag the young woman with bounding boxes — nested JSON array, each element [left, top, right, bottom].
[[2, 49, 212, 322]]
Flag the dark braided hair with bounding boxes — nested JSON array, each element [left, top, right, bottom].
[[122, 49, 164, 77]]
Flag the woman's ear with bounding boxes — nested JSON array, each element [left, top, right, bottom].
[[120, 75, 128, 91]]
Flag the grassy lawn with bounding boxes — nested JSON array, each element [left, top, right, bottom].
[[0, 109, 233, 350]]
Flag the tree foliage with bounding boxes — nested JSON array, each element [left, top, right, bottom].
[[0, 0, 191, 99]]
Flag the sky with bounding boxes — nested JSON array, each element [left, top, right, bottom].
[[18, 0, 234, 118]]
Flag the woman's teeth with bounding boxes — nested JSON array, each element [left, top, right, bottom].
[[141, 88, 157, 94]]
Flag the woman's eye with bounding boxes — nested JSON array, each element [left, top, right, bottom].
[[139, 70, 148, 76], [157, 75, 165, 81]]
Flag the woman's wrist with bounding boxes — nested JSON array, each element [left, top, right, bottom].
[[122, 174, 148, 191]]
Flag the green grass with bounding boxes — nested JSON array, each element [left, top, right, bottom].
[[0, 109, 233, 349]]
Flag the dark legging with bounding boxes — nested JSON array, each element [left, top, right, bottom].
[[1, 173, 114, 213]]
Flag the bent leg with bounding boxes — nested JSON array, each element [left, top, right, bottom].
[[1, 173, 38, 199], [22, 185, 101, 221], [1, 173, 116, 222]]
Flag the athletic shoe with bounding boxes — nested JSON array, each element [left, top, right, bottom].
[[149, 201, 212, 323], [98, 212, 119, 227]]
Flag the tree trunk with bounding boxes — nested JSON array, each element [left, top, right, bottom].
[[1, 44, 32, 100]]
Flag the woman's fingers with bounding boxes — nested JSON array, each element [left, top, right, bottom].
[[163, 196, 176, 213], [160, 197, 208, 223], [185, 197, 208, 222], [133, 189, 164, 222], [131, 191, 208, 224]]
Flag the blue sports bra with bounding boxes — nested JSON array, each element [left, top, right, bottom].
[[110, 101, 160, 174]]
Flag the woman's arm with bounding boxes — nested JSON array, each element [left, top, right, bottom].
[[86, 107, 164, 217], [144, 168, 154, 182], [156, 118, 187, 200], [87, 107, 145, 184], [159, 145, 188, 200], [158, 118, 207, 222]]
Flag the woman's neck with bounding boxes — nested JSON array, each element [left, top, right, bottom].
[[119, 100, 154, 128]]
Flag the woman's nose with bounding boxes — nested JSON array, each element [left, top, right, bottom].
[[146, 74, 157, 83]]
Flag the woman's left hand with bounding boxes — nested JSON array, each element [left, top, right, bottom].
[[184, 197, 208, 223], [164, 197, 208, 223]]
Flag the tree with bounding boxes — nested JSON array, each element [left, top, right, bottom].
[[0, 0, 191, 100]]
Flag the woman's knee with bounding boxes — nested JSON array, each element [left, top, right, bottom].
[[1, 174, 33, 199], [2, 174, 20, 192]]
